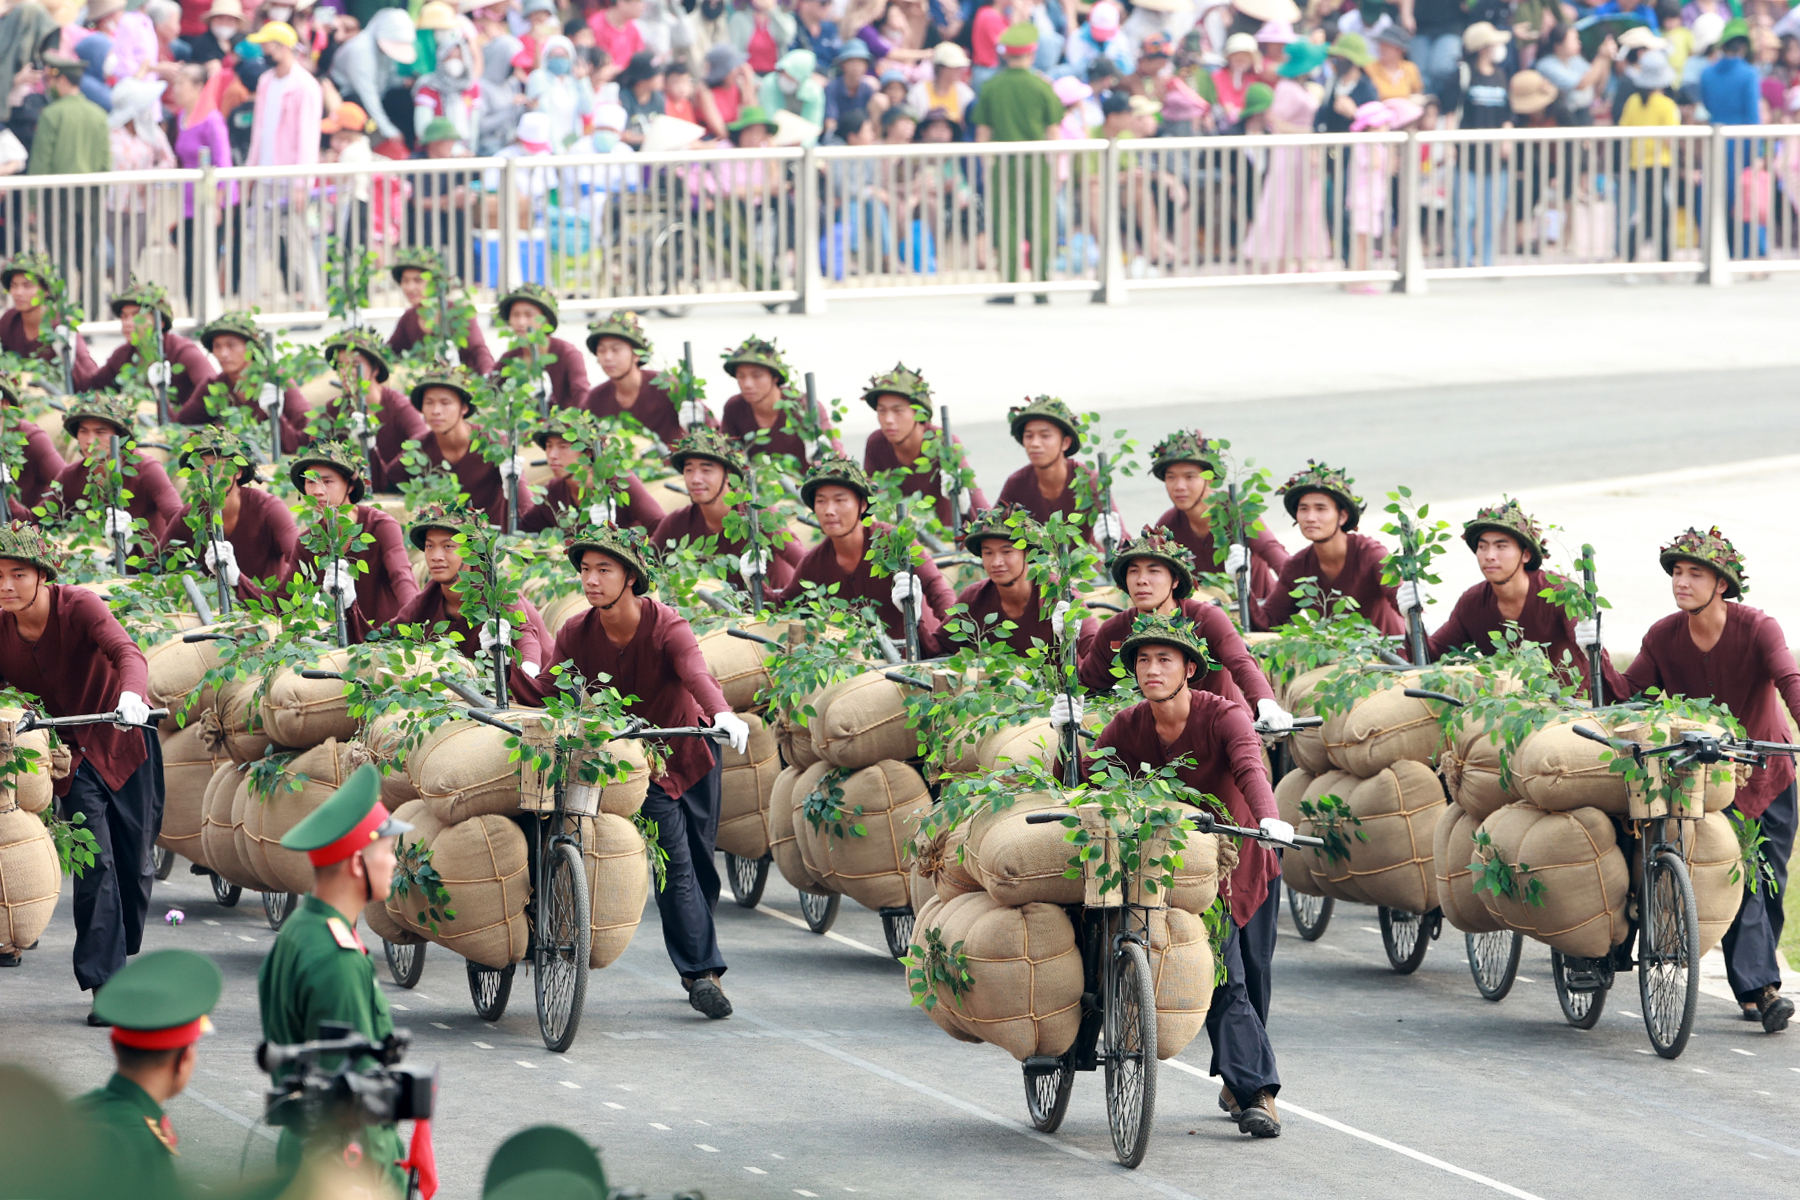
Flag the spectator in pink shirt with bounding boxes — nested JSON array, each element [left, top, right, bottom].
[[589, 0, 644, 81], [242, 20, 322, 308]]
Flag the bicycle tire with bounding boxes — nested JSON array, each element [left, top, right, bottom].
[[153, 846, 175, 881], [468, 959, 515, 1022], [1287, 887, 1334, 941], [1551, 950, 1606, 1029], [798, 890, 840, 934], [881, 909, 915, 960], [384, 938, 426, 989], [263, 890, 298, 932], [210, 872, 241, 908], [536, 841, 592, 1053], [1640, 851, 1700, 1059], [1104, 939, 1158, 1169], [725, 852, 771, 909], [1379, 907, 1433, 975], [1024, 1062, 1075, 1134], [1467, 930, 1522, 1002]]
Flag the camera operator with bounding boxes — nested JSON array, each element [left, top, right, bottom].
[[258, 764, 416, 1193]]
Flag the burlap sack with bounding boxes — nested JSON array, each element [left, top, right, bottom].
[[363, 895, 424, 947], [1274, 768, 1322, 897], [1322, 676, 1442, 777], [362, 712, 421, 809], [226, 776, 276, 892], [1512, 717, 1629, 815], [797, 760, 931, 911], [1607, 717, 1739, 814], [0, 724, 53, 816], [541, 592, 589, 636], [974, 719, 1058, 772], [923, 891, 1082, 1061], [199, 766, 254, 888], [0, 807, 58, 952], [156, 722, 222, 862], [969, 795, 1079, 907], [188, 760, 234, 874], [812, 672, 919, 771], [261, 651, 358, 750], [1280, 666, 1335, 775], [911, 894, 981, 1045], [697, 624, 785, 712], [244, 741, 368, 895], [1640, 812, 1744, 957], [1169, 823, 1222, 916], [1298, 770, 1366, 903], [717, 712, 778, 860], [774, 702, 821, 770], [1342, 761, 1444, 913], [1433, 802, 1505, 934], [770, 763, 833, 896], [1145, 907, 1214, 1060], [1441, 717, 1512, 823], [383, 800, 444, 937], [569, 813, 650, 969], [1476, 803, 1629, 958], [591, 738, 652, 818], [417, 814, 531, 968], [410, 715, 527, 825], [197, 678, 273, 766], [145, 624, 230, 712], [935, 821, 983, 903]]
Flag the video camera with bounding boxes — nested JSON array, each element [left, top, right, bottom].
[[258, 1023, 435, 1133]]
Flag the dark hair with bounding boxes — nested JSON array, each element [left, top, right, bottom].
[[578, 46, 603, 69], [665, 61, 689, 78], [115, 1044, 185, 1073], [838, 107, 867, 138], [879, 106, 914, 132], [1542, 22, 1574, 58]]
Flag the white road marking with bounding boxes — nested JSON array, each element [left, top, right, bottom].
[[695, 1119, 711, 1125], [1751, 1153, 1772, 1160], [1731, 1048, 1756, 1056], [237, 935, 256, 942], [1693, 1069, 1709, 1074], [616, 1083, 633, 1090], [431, 1022, 451, 1030], [561, 1081, 582, 1089], [1163, 1060, 1546, 1200], [752, 904, 889, 957], [604, 1102, 626, 1110], [1688, 1131, 1708, 1138], [1360, 926, 1380, 934], [1514, 977, 1536, 984], [515, 1060, 538, 1069], [795, 1191, 819, 1197], [414, 993, 432, 1000], [203, 919, 220, 926], [745, 1167, 768, 1175], [771, 1153, 785, 1160], [1617, 1010, 1640, 1019], [697, 1144, 718, 1153], [390, 1003, 408, 1011], [1636, 1049, 1655, 1055], [472, 1041, 493, 1050], [650, 1123, 670, 1131]]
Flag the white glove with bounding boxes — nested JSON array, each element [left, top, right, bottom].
[[1574, 616, 1600, 650], [538, 374, 555, 406], [1096, 512, 1125, 545], [1049, 599, 1073, 643], [103, 508, 133, 540], [522, 661, 540, 678], [204, 539, 240, 587], [587, 498, 617, 527], [1049, 693, 1085, 728], [890, 570, 918, 610], [0, 461, 13, 487], [52, 324, 72, 345], [680, 399, 709, 427], [256, 382, 283, 416], [145, 360, 172, 387], [1224, 544, 1249, 576], [1259, 817, 1296, 845], [114, 690, 151, 730], [1255, 698, 1295, 732], [1396, 580, 1424, 614], [497, 457, 521, 483], [347, 410, 371, 440], [321, 557, 356, 599], [712, 710, 750, 755], [479, 619, 513, 654], [737, 548, 769, 578]]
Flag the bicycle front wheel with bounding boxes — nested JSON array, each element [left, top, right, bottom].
[[1640, 851, 1700, 1059], [263, 890, 298, 932], [725, 852, 771, 909], [1024, 1061, 1075, 1133], [536, 841, 592, 1053], [1467, 930, 1522, 1001], [1379, 907, 1433, 974], [1287, 887, 1334, 941], [153, 846, 175, 881], [798, 889, 840, 934], [1103, 939, 1158, 1169], [1551, 950, 1607, 1029], [384, 938, 426, 989]]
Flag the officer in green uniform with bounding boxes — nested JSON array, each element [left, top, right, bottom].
[[971, 23, 1063, 302], [257, 764, 412, 1193], [482, 1126, 610, 1200], [75, 948, 224, 1200]]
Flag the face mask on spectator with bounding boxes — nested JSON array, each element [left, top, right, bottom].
[[211, 20, 236, 40], [444, 57, 467, 77], [593, 129, 620, 150], [547, 55, 571, 75], [778, 73, 797, 94]]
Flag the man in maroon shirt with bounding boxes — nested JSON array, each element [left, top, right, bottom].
[[491, 283, 589, 411], [716, 336, 841, 473], [1620, 527, 1800, 1033], [650, 427, 802, 592], [1078, 528, 1287, 726], [320, 328, 428, 494], [88, 281, 217, 417], [1078, 612, 1293, 1137], [0, 370, 66, 513], [179, 313, 310, 455], [54, 394, 183, 549], [581, 311, 693, 449], [524, 525, 749, 1018], [161, 429, 299, 602], [860, 363, 988, 529], [1414, 500, 1626, 697], [519, 409, 665, 536], [947, 504, 1096, 658], [289, 441, 420, 642], [385, 367, 539, 530], [384, 246, 495, 375], [0, 252, 100, 389], [0, 523, 160, 1010], [1149, 429, 1288, 602], [993, 396, 1123, 547], [767, 455, 956, 657], [1253, 461, 1403, 635]]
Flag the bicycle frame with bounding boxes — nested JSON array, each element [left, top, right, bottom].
[[1064, 902, 1154, 1074]]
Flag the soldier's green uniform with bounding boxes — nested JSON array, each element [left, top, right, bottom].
[[257, 765, 411, 1191]]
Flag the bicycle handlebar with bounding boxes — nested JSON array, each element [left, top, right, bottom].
[[299, 669, 345, 681], [461, 707, 523, 736], [1022, 808, 1326, 849], [21, 708, 169, 731], [1403, 688, 1466, 708], [1254, 717, 1324, 734], [181, 630, 235, 643], [725, 627, 782, 646]]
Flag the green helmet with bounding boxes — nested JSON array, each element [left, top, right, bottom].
[[497, 282, 559, 331], [667, 426, 745, 478], [196, 311, 265, 354], [408, 500, 488, 551], [721, 335, 791, 386], [861, 362, 930, 414], [960, 503, 1042, 556], [322, 326, 393, 384], [177, 427, 258, 487], [390, 245, 446, 286], [61, 393, 138, 441], [533, 407, 604, 451], [1109, 527, 1197, 600], [0, 521, 63, 581], [0, 252, 55, 292], [1117, 611, 1212, 672], [289, 440, 368, 504], [1279, 460, 1363, 533], [1659, 526, 1747, 599], [584, 310, 653, 359], [1007, 396, 1081, 455], [409, 366, 480, 414], [563, 523, 658, 594], [108, 277, 174, 322], [1149, 429, 1213, 480], [800, 453, 873, 509], [1462, 498, 1545, 572]]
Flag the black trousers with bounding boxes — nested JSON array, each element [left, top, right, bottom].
[[1722, 781, 1796, 1001], [62, 730, 164, 992], [641, 744, 726, 980], [1207, 874, 1281, 1105]]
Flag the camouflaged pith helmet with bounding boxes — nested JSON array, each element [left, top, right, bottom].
[[667, 426, 746, 478], [585, 310, 653, 359], [390, 245, 446, 286], [0, 521, 63, 581], [1462, 498, 1546, 571], [721, 335, 791, 386], [564, 523, 658, 593], [322, 326, 393, 384], [196, 311, 265, 354], [0, 370, 21, 408], [0, 252, 56, 292], [496, 281, 559, 331], [960, 503, 1043, 556], [800, 453, 873, 509], [408, 366, 480, 414], [108, 277, 174, 321], [408, 500, 488, 551], [1659, 526, 1747, 599], [1117, 610, 1211, 671], [177, 426, 258, 487], [289, 440, 368, 504], [1149, 429, 1214, 481], [533, 406, 605, 450], [61, 393, 138, 440], [1109, 527, 1198, 600], [1007, 396, 1082, 455], [1279, 460, 1363, 533], [861, 362, 930, 414]]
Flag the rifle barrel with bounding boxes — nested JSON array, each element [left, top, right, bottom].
[[1229, 481, 1250, 630], [1398, 512, 1429, 667], [1583, 543, 1604, 708]]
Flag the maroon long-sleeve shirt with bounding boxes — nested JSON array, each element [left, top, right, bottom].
[[1256, 532, 1404, 635], [529, 597, 728, 798], [162, 487, 299, 601], [1153, 506, 1289, 603], [494, 337, 590, 410], [1624, 603, 1800, 819], [384, 432, 539, 530], [89, 332, 218, 414], [649, 502, 804, 591], [0, 585, 148, 794], [861, 428, 991, 528], [387, 308, 495, 375], [54, 453, 184, 547], [1080, 597, 1273, 711], [719, 392, 843, 471], [518, 473, 664, 536], [3, 415, 67, 511], [175, 375, 310, 455], [767, 520, 957, 654], [994, 459, 1117, 544], [392, 580, 551, 702], [582, 374, 689, 449], [949, 578, 1096, 661], [321, 383, 428, 493], [0, 308, 100, 389], [1428, 571, 1628, 699], [293, 504, 420, 641], [1093, 692, 1278, 927]]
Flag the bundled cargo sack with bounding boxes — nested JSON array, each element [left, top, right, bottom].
[[1342, 761, 1444, 913], [228, 776, 279, 892], [145, 623, 234, 712], [413, 814, 531, 968], [1608, 716, 1739, 814], [0, 722, 54, 817], [383, 801, 445, 938], [1433, 802, 1506, 934], [1511, 716, 1628, 814], [200, 766, 255, 889], [1296, 770, 1366, 903], [1322, 674, 1443, 777], [772, 685, 827, 769], [195, 677, 273, 766], [917, 891, 1082, 1060], [541, 592, 589, 636], [1476, 803, 1629, 958], [974, 719, 1057, 773], [794, 760, 930, 911], [0, 806, 58, 953], [769, 763, 833, 896], [1279, 666, 1335, 775], [717, 712, 779, 859], [910, 894, 981, 1044], [242, 740, 368, 895], [410, 716, 527, 825], [1145, 907, 1214, 1060], [1274, 768, 1322, 897], [362, 712, 420, 809], [261, 651, 358, 749], [812, 672, 919, 771], [568, 813, 650, 968], [967, 794, 1078, 907], [1439, 717, 1512, 823], [154, 722, 217, 862], [696, 623, 785, 711], [1642, 811, 1744, 956]]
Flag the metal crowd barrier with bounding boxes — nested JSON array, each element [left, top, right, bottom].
[[0, 125, 1787, 333]]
